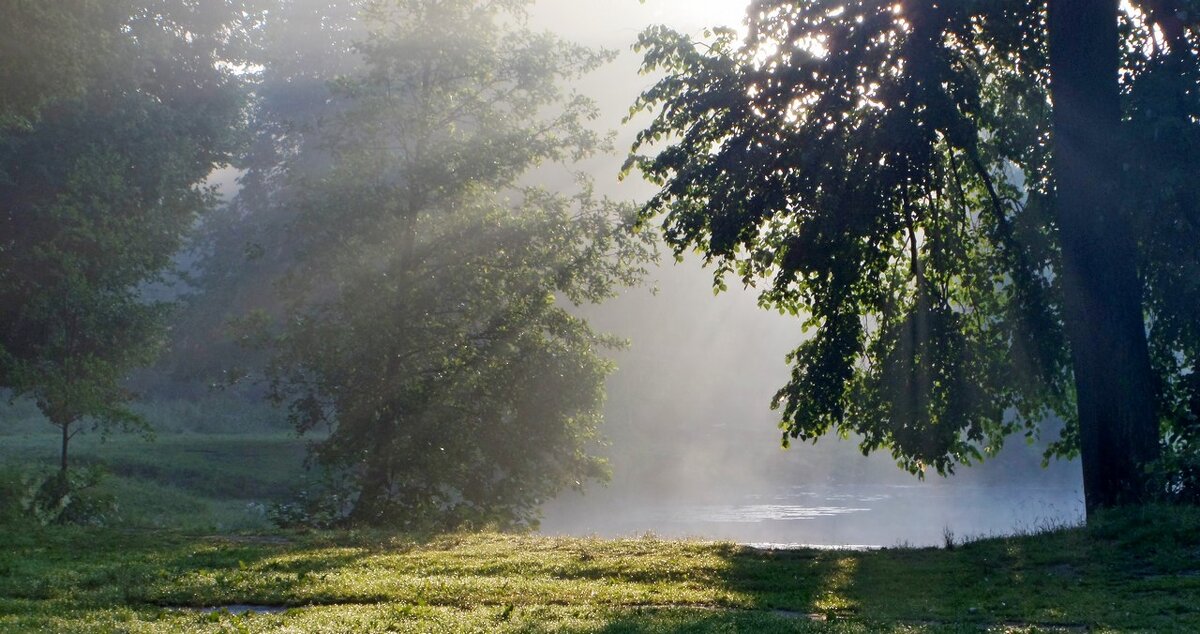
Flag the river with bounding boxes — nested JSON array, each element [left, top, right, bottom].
[[540, 480, 1085, 548]]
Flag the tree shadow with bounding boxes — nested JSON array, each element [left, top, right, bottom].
[[586, 532, 1137, 632]]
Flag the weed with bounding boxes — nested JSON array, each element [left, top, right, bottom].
[[942, 525, 956, 550]]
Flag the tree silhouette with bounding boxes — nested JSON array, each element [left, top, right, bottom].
[[630, 0, 1200, 512]]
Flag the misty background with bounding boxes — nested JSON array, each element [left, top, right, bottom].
[[520, 0, 1085, 546], [0, 0, 1085, 546]]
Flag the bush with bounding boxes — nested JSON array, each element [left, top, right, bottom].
[[1149, 419, 1200, 504], [268, 472, 356, 529], [9, 467, 117, 526]]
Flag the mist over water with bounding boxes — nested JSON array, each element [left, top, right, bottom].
[[539, 258, 1084, 547], [528, 0, 1085, 547]]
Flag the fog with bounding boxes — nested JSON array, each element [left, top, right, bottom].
[[0, 0, 1087, 544], [523, 0, 1085, 547]]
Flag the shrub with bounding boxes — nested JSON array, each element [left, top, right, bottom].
[[11, 467, 117, 526]]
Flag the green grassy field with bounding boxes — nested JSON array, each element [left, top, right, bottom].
[[2, 508, 1199, 633], [1, 430, 1198, 632], [0, 431, 313, 531]]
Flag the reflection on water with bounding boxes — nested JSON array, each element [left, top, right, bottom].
[[672, 504, 870, 523], [539, 483, 1085, 548]]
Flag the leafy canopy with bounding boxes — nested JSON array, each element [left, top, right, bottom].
[[627, 1, 1200, 477]]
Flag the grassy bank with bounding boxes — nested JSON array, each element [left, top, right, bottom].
[[1, 429, 1197, 631], [2, 506, 1198, 632], [0, 431, 313, 531]]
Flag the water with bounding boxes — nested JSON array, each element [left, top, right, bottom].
[[539, 482, 1085, 548], [552, 259, 1085, 548]]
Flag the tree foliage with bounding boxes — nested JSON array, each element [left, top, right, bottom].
[[157, 0, 368, 395], [1121, 0, 1200, 502], [255, 0, 651, 528], [0, 0, 125, 129], [628, 0, 1200, 493], [0, 1, 259, 469], [629, 2, 1068, 476]]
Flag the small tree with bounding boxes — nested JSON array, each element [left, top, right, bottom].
[[0, 2, 255, 472]]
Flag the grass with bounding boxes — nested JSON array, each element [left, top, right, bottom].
[[0, 507, 1198, 632], [0, 431, 313, 531], [1, 429, 1198, 631]]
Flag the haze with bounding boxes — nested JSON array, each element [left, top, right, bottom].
[[0, 0, 1085, 548], [522, 0, 1085, 546]]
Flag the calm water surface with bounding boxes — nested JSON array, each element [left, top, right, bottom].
[[539, 482, 1085, 548]]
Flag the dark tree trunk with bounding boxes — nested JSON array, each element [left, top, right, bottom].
[[349, 456, 392, 524], [1047, 0, 1161, 514], [60, 422, 70, 474], [347, 417, 398, 525]]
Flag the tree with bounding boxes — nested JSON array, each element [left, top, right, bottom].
[[259, 0, 651, 528], [1123, 2, 1200, 501], [628, 0, 1200, 512], [0, 2, 258, 472]]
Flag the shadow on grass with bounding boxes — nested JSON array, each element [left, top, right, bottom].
[[681, 510, 1200, 632], [0, 527, 376, 611], [3, 506, 1198, 632], [590, 606, 840, 633]]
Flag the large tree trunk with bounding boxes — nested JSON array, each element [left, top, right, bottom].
[[1047, 0, 1160, 514]]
